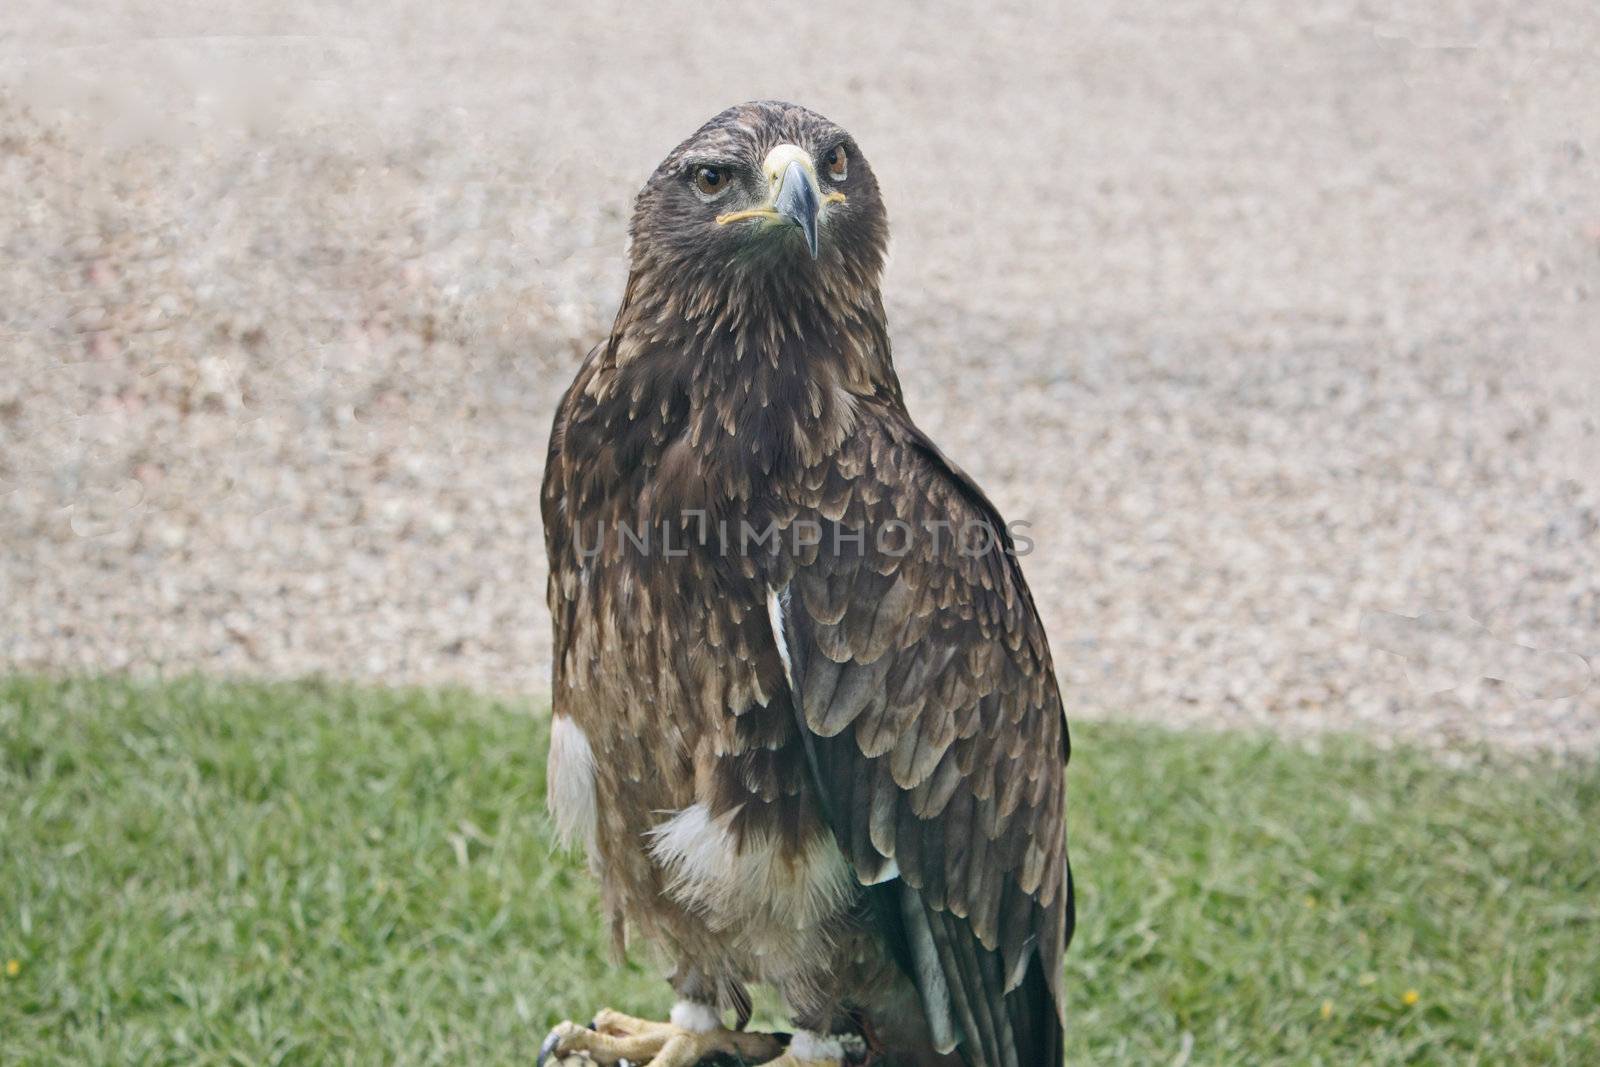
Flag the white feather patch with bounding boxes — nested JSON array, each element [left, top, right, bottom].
[[546, 715, 598, 854], [647, 803, 853, 943], [767, 586, 794, 691], [788, 1030, 845, 1062], [669, 1001, 721, 1033]]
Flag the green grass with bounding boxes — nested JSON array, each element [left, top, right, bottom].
[[2, 676, 1597, 1065]]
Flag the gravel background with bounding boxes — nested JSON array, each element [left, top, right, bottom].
[[3, 2, 1598, 753]]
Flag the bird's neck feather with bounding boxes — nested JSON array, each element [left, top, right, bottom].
[[594, 257, 902, 496]]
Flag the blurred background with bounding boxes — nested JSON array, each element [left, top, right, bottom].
[[3, 0, 1598, 753]]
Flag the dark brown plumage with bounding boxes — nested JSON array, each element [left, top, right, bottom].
[[540, 101, 1072, 1067]]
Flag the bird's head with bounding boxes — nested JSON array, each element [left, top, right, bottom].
[[628, 101, 887, 288]]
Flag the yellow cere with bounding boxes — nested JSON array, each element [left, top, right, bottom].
[[714, 143, 846, 226]]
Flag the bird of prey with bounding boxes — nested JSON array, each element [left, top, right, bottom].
[[538, 101, 1073, 1067]]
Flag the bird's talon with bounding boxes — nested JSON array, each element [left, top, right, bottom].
[[539, 1009, 783, 1067], [537, 1021, 593, 1066]]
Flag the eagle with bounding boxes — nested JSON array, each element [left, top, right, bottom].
[[538, 101, 1073, 1067]]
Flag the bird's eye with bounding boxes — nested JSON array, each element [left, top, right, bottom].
[[824, 144, 848, 181], [693, 165, 730, 200]]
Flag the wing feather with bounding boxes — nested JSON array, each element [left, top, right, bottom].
[[778, 411, 1072, 1067]]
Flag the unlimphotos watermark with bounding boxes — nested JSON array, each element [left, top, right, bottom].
[[571, 511, 1035, 560]]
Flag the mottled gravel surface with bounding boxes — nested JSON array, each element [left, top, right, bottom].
[[3, 2, 1598, 754]]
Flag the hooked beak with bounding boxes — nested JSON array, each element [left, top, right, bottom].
[[716, 143, 845, 260], [773, 158, 821, 258]]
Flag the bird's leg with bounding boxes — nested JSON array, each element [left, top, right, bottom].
[[538, 1002, 785, 1067]]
